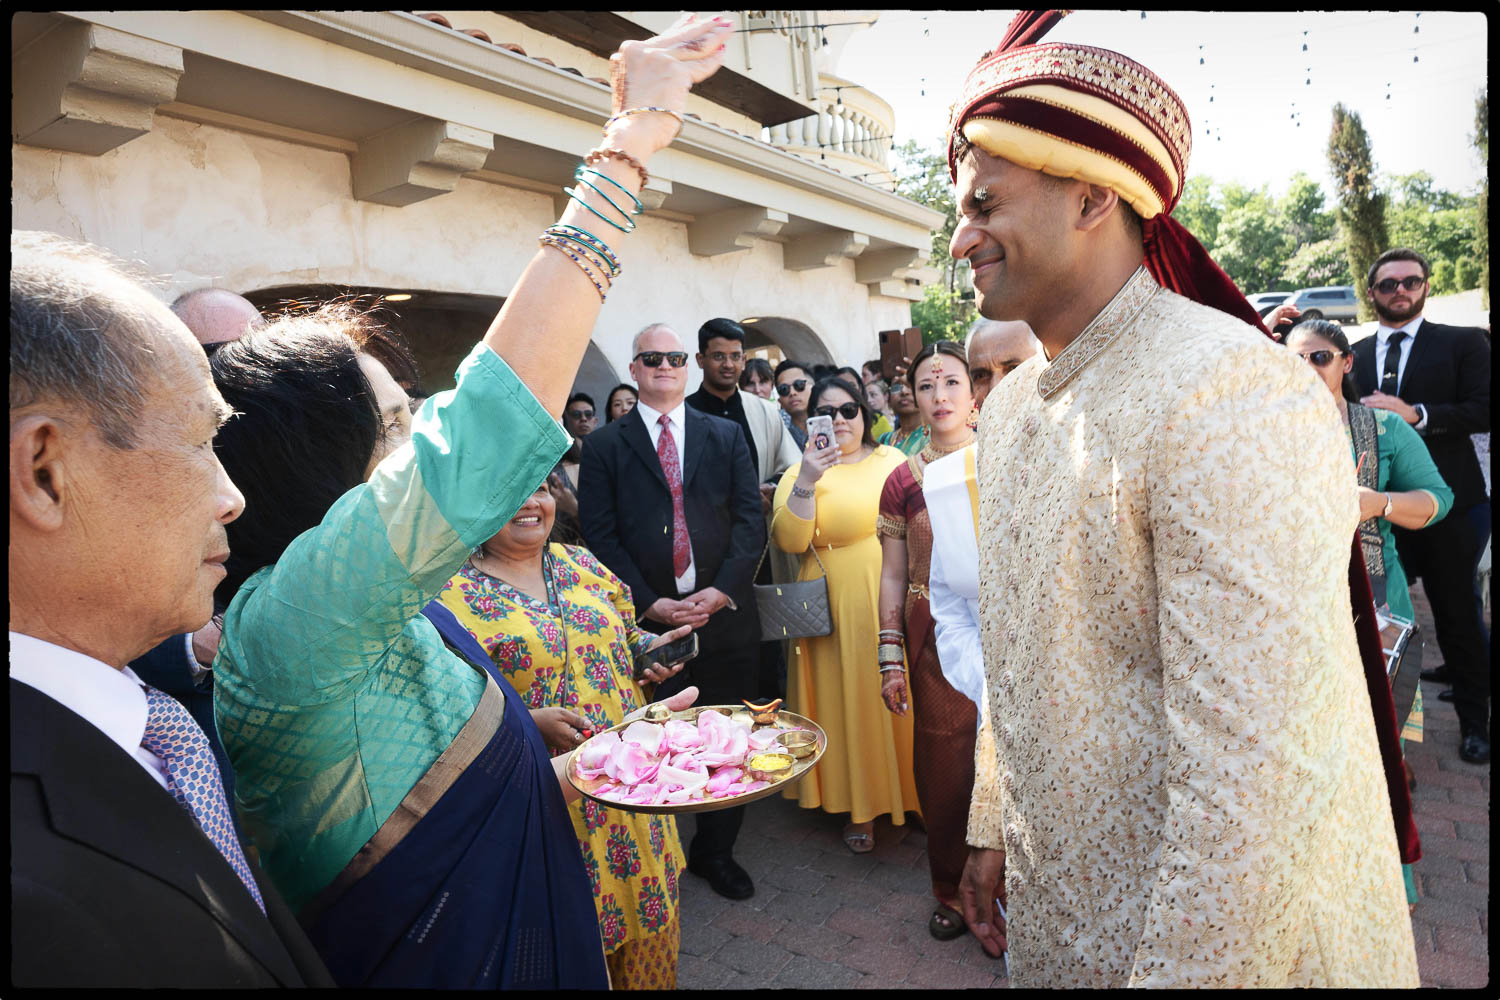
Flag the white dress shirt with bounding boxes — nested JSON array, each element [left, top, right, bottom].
[[1373, 316, 1429, 429], [9, 631, 170, 790], [921, 447, 986, 708], [635, 397, 697, 593]]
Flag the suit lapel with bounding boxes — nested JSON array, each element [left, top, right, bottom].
[[683, 406, 707, 489], [621, 408, 670, 491], [13, 682, 303, 985], [1399, 320, 1437, 395], [1356, 336, 1379, 396]]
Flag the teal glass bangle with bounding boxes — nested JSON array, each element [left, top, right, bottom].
[[575, 165, 644, 216], [563, 185, 636, 234], [569, 174, 637, 227]]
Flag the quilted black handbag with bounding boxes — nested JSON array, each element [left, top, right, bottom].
[[752, 511, 832, 642]]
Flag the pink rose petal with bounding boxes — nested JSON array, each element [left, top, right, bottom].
[[620, 720, 665, 755]]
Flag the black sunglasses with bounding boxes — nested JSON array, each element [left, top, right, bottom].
[[1373, 276, 1425, 294], [635, 351, 689, 368], [813, 402, 862, 420], [567, 408, 595, 420], [1297, 349, 1347, 367], [776, 379, 810, 396]]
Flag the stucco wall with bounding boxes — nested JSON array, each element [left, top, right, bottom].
[[12, 115, 913, 392]]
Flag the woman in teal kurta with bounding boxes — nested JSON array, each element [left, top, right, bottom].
[[1286, 321, 1454, 621], [1287, 319, 1453, 910]]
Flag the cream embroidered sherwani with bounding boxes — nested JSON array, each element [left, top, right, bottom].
[[969, 267, 1419, 988]]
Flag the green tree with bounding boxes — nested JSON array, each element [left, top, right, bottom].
[[1474, 87, 1488, 307], [1277, 172, 1336, 249], [1211, 203, 1290, 293], [1386, 170, 1480, 293], [892, 139, 963, 291], [1175, 175, 1222, 249], [1280, 237, 1352, 288], [909, 282, 971, 345], [1327, 104, 1388, 320]]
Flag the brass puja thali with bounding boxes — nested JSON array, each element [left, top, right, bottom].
[[565, 702, 827, 815]]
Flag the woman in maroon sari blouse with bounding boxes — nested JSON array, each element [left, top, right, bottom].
[[875, 340, 979, 941]]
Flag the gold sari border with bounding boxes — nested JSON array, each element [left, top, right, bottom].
[[298, 673, 505, 927]]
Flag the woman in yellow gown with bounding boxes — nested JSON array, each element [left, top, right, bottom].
[[772, 375, 919, 852]]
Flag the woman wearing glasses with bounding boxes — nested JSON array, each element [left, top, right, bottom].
[[771, 376, 918, 854], [774, 360, 813, 448], [1285, 318, 1452, 910]]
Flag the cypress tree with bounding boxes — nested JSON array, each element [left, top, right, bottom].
[[1326, 104, 1387, 321]]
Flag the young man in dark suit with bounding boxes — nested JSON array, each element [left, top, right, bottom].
[[10, 232, 333, 987], [579, 322, 766, 900], [1353, 247, 1492, 763]]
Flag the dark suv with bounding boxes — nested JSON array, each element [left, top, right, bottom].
[[1287, 285, 1359, 323]]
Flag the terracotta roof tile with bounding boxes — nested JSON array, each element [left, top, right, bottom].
[[416, 12, 452, 28]]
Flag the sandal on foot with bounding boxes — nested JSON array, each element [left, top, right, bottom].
[[842, 826, 874, 854], [929, 904, 968, 941]]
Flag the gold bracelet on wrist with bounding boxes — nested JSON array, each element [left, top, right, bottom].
[[606, 106, 685, 131]]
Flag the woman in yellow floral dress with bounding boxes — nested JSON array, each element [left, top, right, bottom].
[[437, 484, 693, 989]]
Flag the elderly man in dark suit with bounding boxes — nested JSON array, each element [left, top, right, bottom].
[[9, 231, 333, 986], [579, 321, 766, 900], [1353, 246, 1492, 763]]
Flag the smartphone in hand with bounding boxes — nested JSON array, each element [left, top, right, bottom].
[[806, 414, 835, 452], [633, 632, 699, 681]]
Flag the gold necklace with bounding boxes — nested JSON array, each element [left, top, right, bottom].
[[921, 432, 973, 462]]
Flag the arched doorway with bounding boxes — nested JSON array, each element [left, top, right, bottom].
[[739, 316, 835, 368], [242, 285, 620, 405], [244, 285, 502, 395]]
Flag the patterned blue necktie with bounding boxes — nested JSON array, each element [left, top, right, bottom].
[[139, 685, 266, 914]]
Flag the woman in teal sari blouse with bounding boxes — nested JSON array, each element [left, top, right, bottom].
[[205, 17, 736, 986], [1287, 319, 1453, 910], [1286, 320, 1454, 621]]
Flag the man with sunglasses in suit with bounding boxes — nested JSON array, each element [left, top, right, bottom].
[[579, 322, 766, 900], [1353, 247, 1492, 763]]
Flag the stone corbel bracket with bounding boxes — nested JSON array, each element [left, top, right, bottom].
[[688, 206, 789, 257], [352, 118, 493, 207], [12, 21, 184, 155], [854, 247, 922, 285], [782, 229, 870, 271]]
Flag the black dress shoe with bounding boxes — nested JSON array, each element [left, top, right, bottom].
[[687, 855, 754, 900], [1421, 664, 1452, 684], [1438, 688, 1455, 703], [1459, 727, 1491, 765]]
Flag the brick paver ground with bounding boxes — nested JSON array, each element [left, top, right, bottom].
[[676, 582, 1488, 988]]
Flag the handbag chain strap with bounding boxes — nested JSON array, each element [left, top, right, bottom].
[[753, 505, 829, 581]]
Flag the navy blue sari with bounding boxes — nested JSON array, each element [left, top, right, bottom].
[[298, 601, 609, 989]]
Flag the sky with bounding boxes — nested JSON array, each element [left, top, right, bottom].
[[832, 10, 1488, 199]]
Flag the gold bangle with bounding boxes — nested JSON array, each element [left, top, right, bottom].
[[606, 106, 685, 131]]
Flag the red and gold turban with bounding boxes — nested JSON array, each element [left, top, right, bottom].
[[948, 10, 1269, 336]]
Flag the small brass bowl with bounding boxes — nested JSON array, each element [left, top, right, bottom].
[[642, 703, 671, 723], [775, 730, 817, 759], [746, 751, 796, 782]]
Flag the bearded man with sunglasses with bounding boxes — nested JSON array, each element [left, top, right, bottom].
[[1353, 247, 1492, 763], [578, 322, 766, 900]]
